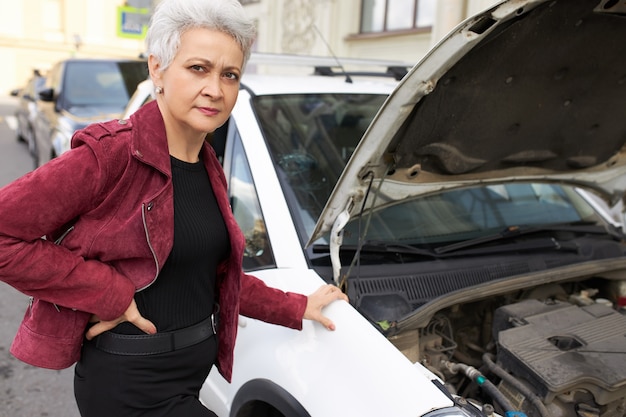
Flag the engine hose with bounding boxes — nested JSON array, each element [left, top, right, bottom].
[[444, 361, 522, 416], [482, 353, 551, 417]]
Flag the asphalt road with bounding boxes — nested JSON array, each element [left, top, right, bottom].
[[0, 96, 80, 417]]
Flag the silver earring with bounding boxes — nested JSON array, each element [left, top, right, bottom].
[[155, 86, 163, 94]]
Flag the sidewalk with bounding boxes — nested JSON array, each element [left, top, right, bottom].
[[0, 94, 17, 105]]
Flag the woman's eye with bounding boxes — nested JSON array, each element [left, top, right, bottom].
[[190, 65, 205, 72], [224, 72, 240, 81]]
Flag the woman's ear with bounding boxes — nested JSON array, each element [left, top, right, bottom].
[[148, 54, 162, 86]]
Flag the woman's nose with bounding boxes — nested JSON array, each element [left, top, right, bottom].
[[202, 74, 223, 99]]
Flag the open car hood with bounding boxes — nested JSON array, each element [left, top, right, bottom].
[[309, 0, 626, 246]]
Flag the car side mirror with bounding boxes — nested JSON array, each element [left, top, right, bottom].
[[38, 88, 55, 102]]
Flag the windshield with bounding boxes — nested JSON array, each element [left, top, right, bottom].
[[339, 182, 601, 246], [253, 92, 388, 237], [254, 94, 610, 263]]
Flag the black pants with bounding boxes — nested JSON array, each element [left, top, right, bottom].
[[74, 335, 218, 417]]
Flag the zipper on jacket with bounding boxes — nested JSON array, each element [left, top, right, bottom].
[[137, 202, 160, 291], [26, 297, 61, 314], [54, 225, 75, 244]]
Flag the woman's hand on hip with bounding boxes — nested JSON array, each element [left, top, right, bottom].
[[303, 284, 349, 331], [84, 299, 157, 340]]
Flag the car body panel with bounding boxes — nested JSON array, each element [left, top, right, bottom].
[[201, 268, 452, 417]]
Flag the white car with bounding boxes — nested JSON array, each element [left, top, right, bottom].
[[123, 1, 626, 416]]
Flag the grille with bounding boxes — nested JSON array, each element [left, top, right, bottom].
[[349, 261, 534, 307]]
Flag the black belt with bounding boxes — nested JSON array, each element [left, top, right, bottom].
[[93, 315, 216, 356]]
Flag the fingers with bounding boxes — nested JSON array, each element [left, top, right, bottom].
[[85, 316, 157, 340], [124, 299, 157, 334], [331, 285, 349, 303], [318, 314, 336, 331], [85, 320, 116, 340], [133, 316, 157, 335], [320, 284, 349, 303], [305, 307, 336, 331], [84, 299, 157, 340], [303, 284, 348, 331]]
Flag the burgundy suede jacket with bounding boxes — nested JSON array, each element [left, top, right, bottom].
[[0, 100, 307, 382]]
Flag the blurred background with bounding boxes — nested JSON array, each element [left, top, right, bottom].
[[1, 0, 501, 95]]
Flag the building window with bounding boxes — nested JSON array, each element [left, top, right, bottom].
[[42, 0, 64, 42], [361, 0, 436, 33]]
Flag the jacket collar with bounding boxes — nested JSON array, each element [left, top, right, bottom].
[[129, 100, 172, 177], [128, 100, 219, 178]]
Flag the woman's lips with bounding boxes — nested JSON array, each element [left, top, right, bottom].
[[197, 106, 219, 116]]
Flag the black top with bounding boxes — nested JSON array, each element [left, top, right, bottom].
[[115, 156, 230, 334]]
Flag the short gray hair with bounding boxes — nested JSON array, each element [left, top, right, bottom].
[[145, 0, 256, 71]]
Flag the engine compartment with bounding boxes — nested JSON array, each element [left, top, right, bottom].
[[496, 299, 626, 407], [380, 277, 626, 417]]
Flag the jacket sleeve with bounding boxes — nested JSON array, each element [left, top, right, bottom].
[[238, 272, 307, 330], [0, 137, 135, 321]]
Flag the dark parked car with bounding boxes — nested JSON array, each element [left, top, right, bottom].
[[12, 70, 46, 159], [32, 58, 148, 167]]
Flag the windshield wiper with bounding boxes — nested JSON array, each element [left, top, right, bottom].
[[314, 233, 579, 258], [313, 241, 441, 258], [313, 222, 613, 259], [434, 222, 612, 255]]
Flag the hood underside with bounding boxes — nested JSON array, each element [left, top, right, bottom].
[[309, 0, 626, 245]]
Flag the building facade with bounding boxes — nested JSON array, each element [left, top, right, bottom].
[[0, 0, 499, 95]]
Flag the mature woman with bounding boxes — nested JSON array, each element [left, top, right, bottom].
[[0, 0, 347, 415]]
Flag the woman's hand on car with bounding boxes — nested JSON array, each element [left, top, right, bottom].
[[303, 284, 349, 331]]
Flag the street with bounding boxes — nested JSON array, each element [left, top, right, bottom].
[[0, 96, 80, 417]]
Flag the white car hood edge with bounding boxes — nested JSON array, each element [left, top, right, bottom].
[[309, 0, 626, 247]]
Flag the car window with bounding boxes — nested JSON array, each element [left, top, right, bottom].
[[227, 130, 275, 271], [62, 61, 148, 110], [252, 93, 388, 243]]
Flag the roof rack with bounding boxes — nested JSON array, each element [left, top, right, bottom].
[[247, 52, 414, 81]]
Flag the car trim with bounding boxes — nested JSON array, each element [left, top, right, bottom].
[[230, 379, 311, 417]]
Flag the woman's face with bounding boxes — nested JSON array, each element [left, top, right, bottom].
[[149, 27, 244, 139]]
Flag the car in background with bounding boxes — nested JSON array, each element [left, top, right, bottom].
[[122, 2, 626, 415], [32, 58, 148, 167], [12, 70, 46, 161]]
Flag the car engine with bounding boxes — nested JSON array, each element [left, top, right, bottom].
[[379, 281, 626, 417]]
